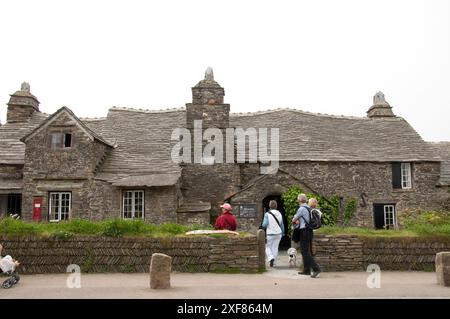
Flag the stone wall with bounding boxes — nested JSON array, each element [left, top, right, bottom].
[[1, 234, 449, 273], [185, 104, 229, 129], [0, 235, 261, 274], [282, 161, 441, 227], [231, 161, 442, 230], [19, 109, 179, 222], [7, 105, 36, 123], [313, 234, 450, 271], [23, 111, 109, 180], [181, 163, 241, 222], [314, 235, 364, 271], [22, 111, 110, 220], [362, 237, 450, 270], [145, 186, 178, 223]]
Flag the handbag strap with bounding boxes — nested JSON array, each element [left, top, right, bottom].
[[267, 210, 282, 229]]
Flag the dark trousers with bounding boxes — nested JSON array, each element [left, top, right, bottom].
[[299, 228, 320, 273]]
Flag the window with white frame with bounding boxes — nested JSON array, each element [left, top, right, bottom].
[[122, 190, 144, 219], [49, 192, 71, 222], [383, 205, 396, 229], [392, 162, 412, 189], [401, 163, 412, 189]]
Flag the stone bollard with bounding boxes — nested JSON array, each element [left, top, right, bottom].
[[257, 229, 266, 271], [436, 252, 450, 287], [150, 253, 172, 289]]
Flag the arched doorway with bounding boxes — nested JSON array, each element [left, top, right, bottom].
[[262, 195, 290, 249]]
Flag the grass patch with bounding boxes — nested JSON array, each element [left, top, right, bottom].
[[317, 210, 450, 238], [0, 217, 231, 238], [317, 226, 420, 237]]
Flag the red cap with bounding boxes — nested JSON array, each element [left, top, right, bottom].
[[220, 203, 232, 211]]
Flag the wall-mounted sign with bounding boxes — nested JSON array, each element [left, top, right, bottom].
[[238, 204, 257, 218]]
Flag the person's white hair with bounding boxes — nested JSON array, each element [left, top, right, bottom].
[[297, 193, 307, 203]]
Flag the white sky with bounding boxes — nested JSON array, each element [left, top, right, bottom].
[[0, 0, 449, 141]]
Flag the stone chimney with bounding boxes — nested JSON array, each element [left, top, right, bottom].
[[367, 91, 395, 118], [186, 67, 230, 129], [191, 67, 225, 105], [7, 82, 40, 123]]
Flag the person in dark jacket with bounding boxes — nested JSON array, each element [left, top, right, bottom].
[[214, 203, 237, 231], [292, 194, 321, 278]]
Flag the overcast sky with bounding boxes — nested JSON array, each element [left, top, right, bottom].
[[1, 0, 449, 141]]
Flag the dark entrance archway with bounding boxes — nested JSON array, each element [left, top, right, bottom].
[[262, 195, 290, 249]]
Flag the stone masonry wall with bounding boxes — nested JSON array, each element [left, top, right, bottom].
[[1, 234, 449, 274], [22, 111, 109, 220], [181, 163, 241, 222], [0, 235, 261, 274], [233, 161, 441, 230], [314, 235, 365, 271], [362, 237, 450, 270], [313, 234, 450, 271], [145, 186, 178, 223]]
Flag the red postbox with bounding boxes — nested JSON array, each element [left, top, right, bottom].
[[33, 197, 43, 222]]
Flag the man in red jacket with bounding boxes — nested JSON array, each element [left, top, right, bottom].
[[214, 203, 237, 231]]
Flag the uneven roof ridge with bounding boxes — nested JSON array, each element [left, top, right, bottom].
[[109, 106, 185, 114], [230, 107, 370, 120]]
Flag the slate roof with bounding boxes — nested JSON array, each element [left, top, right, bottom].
[[431, 142, 450, 186], [0, 106, 442, 184], [110, 173, 181, 187], [0, 111, 49, 164], [230, 109, 441, 162], [85, 107, 186, 181]]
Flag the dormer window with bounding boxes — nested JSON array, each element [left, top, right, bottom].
[[49, 132, 73, 149]]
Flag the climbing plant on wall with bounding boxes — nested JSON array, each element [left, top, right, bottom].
[[343, 198, 357, 226], [282, 186, 357, 235]]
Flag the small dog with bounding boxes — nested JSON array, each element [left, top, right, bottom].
[[287, 248, 297, 268]]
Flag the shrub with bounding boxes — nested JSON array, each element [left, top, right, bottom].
[[281, 186, 345, 234], [401, 211, 450, 236], [49, 230, 74, 241]]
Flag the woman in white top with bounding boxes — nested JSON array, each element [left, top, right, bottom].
[[261, 200, 284, 267]]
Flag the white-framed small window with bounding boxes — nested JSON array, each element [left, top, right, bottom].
[[401, 163, 412, 189], [49, 192, 71, 222], [384, 205, 396, 229], [122, 190, 144, 219]]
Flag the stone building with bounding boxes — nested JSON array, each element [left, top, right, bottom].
[[1, 70, 449, 236]]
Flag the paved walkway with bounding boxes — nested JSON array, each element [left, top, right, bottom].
[[1, 251, 449, 299]]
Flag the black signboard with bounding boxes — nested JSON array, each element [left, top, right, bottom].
[[238, 204, 257, 218]]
